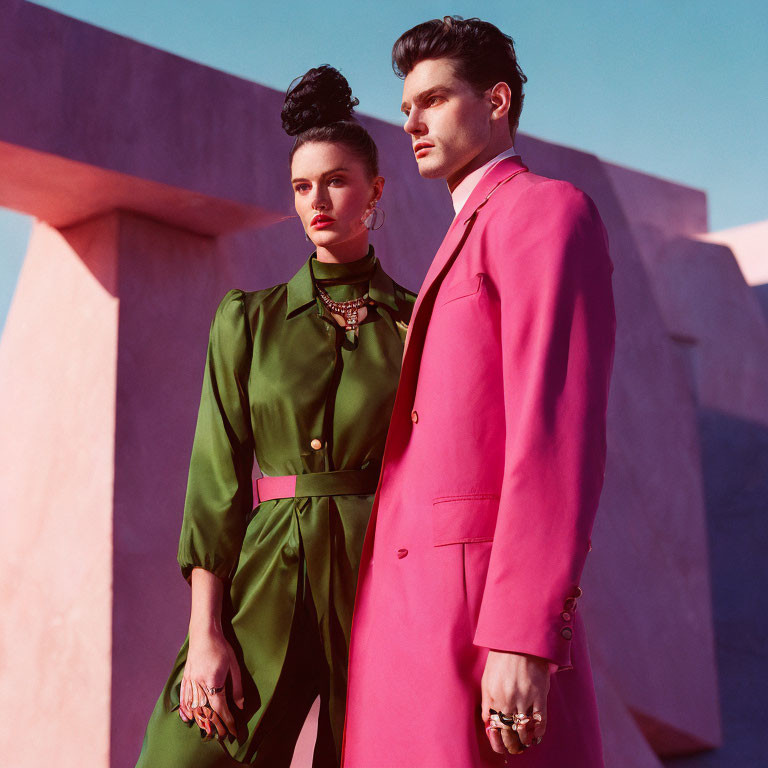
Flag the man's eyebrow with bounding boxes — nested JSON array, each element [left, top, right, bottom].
[[291, 167, 349, 184], [400, 85, 450, 113]]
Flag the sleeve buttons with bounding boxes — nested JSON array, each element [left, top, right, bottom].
[[560, 611, 572, 622], [560, 627, 573, 640]]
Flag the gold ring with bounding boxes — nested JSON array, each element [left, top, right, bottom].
[[489, 713, 514, 730]]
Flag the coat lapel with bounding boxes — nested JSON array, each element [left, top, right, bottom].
[[364, 157, 529, 540], [403, 155, 529, 356]]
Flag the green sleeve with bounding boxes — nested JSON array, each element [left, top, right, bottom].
[[177, 289, 255, 582]]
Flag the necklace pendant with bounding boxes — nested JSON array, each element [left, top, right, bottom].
[[315, 285, 368, 331]]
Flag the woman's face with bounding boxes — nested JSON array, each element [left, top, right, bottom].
[[291, 141, 383, 251]]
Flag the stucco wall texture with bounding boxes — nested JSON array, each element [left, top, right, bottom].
[[1, 2, 766, 767]]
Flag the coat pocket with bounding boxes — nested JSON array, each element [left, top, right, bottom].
[[437, 273, 484, 306], [431, 493, 499, 546]]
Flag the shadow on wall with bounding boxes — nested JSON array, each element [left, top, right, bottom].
[[664, 409, 768, 768], [753, 284, 768, 325]]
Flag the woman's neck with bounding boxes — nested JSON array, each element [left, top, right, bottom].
[[315, 232, 370, 264]]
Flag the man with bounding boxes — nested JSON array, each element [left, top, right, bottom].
[[343, 16, 615, 767]]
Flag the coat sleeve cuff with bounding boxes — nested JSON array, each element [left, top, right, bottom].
[[472, 586, 585, 670], [473, 627, 573, 670]]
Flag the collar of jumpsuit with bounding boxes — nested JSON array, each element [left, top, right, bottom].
[[286, 244, 399, 317]]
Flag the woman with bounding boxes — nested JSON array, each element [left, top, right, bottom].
[[135, 65, 416, 768]]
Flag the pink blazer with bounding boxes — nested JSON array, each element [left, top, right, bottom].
[[343, 156, 616, 767]]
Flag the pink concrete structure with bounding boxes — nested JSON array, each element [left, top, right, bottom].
[[700, 220, 768, 287], [2, 2, 765, 766], [0, 218, 117, 766]]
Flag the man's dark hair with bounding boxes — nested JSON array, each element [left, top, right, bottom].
[[392, 16, 527, 136]]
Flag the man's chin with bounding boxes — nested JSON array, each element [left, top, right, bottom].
[[415, 160, 448, 180]]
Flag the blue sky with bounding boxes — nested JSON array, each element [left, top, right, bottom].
[[2, 0, 766, 330]]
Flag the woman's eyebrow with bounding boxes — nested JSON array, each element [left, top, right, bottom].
[[291, 167, 349, 184]]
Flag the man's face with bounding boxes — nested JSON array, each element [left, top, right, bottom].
[[400, 57, 492, 184]]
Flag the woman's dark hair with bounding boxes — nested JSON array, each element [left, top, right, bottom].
[[282, 65, 379, 178], [392, 16, 527, 136]]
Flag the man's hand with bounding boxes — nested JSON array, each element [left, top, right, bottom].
[[481, 650, 553, 755]]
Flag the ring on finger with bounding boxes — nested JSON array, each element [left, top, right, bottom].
[[489, 713, 513, 731], [493, 710, 529, 728], [512, 713, 531, 727]]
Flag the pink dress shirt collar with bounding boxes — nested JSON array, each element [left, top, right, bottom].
[[450, 146, 519, 217]]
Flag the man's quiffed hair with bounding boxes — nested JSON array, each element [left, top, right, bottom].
[[392, 16, 527, 136]]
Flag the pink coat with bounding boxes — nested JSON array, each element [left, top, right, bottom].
[[342, 155, 616, 768]]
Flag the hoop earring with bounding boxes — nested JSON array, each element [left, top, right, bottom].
[[363, 206, 385, 231]]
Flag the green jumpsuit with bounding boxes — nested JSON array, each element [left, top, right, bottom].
[[136, 247, 416, 767]]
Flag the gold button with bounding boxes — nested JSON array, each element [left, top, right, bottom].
[[310, 438, 322, 450], [411, 410, 418, 423]]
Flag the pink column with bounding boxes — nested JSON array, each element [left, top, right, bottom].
[[0, 216, 119, 767]]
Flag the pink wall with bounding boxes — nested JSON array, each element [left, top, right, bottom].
[[0, 217, 118, 767], [5, 2, 767, 767]]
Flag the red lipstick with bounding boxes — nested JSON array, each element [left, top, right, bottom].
[[311, 213, 336, 229]]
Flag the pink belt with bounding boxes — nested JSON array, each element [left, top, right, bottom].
[[253, 466, 380, 505]]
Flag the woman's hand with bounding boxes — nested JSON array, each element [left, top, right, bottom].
[[178, 568, 244, 740], [481, 650, 553, 755], [178, 627, 244, 740]]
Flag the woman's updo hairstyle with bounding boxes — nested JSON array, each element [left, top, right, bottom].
[[282, 65, 379, 179]]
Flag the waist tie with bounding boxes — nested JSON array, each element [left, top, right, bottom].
[[253, 466, 380, 505]]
